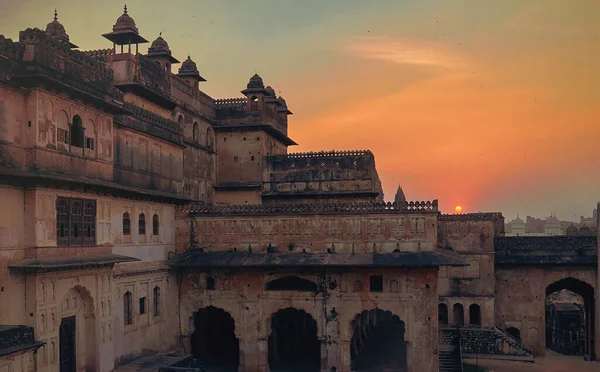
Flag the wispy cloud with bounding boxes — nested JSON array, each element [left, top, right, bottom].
[[344, 36, 467, 69]]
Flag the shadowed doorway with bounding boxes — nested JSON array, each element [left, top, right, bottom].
[[268, 308, 320, 372], [191, 306, 239, 371], [350, 309, 407, 372]]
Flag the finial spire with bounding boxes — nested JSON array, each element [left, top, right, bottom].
[[124, 4, 128, 14], [54, 9, 58, 21], [159, 31, 162, 37]]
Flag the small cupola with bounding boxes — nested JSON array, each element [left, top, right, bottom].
[[178, 55, 206, 89], [45, 9, 78, 48]]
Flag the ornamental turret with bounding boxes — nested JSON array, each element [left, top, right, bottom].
[[102, 5, 148, 54]]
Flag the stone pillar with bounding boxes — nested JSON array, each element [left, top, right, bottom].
[[334, 339, 351, 372], [180, 333, 192, 356], [405, 341, 413, 372]]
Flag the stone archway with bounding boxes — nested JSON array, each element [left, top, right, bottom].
[[58, 286, 96, 372], [191, 306, 239, 371], [350, 308, 407, 372], [545, 277, 595, 359], [268, 308, 320, 372]]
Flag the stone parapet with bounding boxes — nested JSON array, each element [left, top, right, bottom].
[[181, 200, 437, 215]]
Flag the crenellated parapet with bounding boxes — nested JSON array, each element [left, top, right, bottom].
[[82, 48, 114, 63], [19, 28, 115, 82], [439, 213, 503, 221], [0, 35, 24, 61], [179, 200, 438, 215], [268, 150, 372, 159], [12, 28, 124, 104], [214, 97, 246, 109]]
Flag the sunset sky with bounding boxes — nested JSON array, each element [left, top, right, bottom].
[[1, 0, 598, 221]]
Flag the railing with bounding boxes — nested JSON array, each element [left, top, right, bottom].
[[179, 200, 438, 214], [123, 102, 182, 135], [268, 150, 372, 159], [214, 97, 246, 108]]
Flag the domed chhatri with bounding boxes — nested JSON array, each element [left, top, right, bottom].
[[114, 4, 138, 33], [265, 86, 276, 97], [277, 96, 293, 114], [102, 5, 148, 46], [178, 55, 206, 82], [45, 9, 78, 48], [247, 73, 265, 89], [147, 34, 179, 63]]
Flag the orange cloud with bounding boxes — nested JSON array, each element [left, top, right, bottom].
[[344, 36, 468, 69]]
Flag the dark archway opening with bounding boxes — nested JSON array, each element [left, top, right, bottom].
[[70, 115, 84, 148], [265, 276, 317, 292], [438, 304, 448, 326], [469, 304, 481, 326], [350, 309, 407, 372], [453, 304, 464, 326], [506, 327, 521, 341], [545, 278, 595, 359], [191, 306, 239, 371], [268, 308, 320, 372]]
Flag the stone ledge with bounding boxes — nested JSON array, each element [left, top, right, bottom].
[[167, 250, 465, 268]]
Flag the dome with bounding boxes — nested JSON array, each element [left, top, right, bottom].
[[148, 35, 170, 55], [178, 55, 206, 81], [247, 73, 264, 89], [180, 55, 198, 74], [277, 96, 287, 108], [45, 9, 73, 46], [265, 86, 276, 97], [113, 5, 138, 33], [147, 34, 180, 63]]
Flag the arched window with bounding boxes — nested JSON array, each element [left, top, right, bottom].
[[138, 213, 146, 235], [123, 212, 131, 235], [469, 304, 481, 326], [153, 286, 160, 317], [70, 115, 84, 148], [124, 291, 133, 325], [178, 114, 184, 124], [153, 214, 159, 236], [438, 304, 448, 325], [193, 122, 199, 142], [453, 303, 464, 326], [250, 96, 258, 111], [206, 128, 212, 149]]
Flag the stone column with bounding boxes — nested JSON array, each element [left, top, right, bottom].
[[336, 339, 352, 372]]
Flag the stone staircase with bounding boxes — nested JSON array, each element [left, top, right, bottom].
[[490, 326, 534, 359], [439, 344, 463, 372]]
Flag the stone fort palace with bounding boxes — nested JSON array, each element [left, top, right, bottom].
[[0, 7, 598, 372]]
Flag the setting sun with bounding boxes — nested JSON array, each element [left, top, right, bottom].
[[455, 206, 463, 213]]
